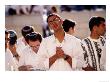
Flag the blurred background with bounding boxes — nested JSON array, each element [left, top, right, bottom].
[[5, 5, 106, 39]]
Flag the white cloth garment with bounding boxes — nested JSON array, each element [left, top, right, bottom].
[[81, 36, 106, 71], [17, 37, 28, 56], [37, 33, 84, 71], [18, 45, 44, 70], [5, 49, 18, 71]]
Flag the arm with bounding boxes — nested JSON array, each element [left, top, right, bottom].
[[49, 47, 66, 68], [49, 54, 58, 68], [64, 54, 72, 68], [18, 65, 33, 71]]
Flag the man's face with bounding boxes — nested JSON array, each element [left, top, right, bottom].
[[97, 21, 106, 36], [48, 15, 63, 32], [5, 34, 10, 49], [28, 40, 41, 53]]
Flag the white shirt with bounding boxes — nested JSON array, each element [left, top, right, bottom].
[[81, 36, 106, 71], [17, 37, 28, 56], [5, 49, 18, 71], [19, 45, 43, 70], [37, 33, 84, 71]]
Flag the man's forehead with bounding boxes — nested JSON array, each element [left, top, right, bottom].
[[49, 15, 60, 19]]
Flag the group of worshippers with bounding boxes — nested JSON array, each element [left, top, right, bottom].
[[5, 13, 106, 71]]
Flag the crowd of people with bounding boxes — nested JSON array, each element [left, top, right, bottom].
[[5, 13, 106, 71]]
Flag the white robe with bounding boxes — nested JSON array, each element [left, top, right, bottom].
[[5, 49, 18, 71], [37, 33, 84, 71], [18, 45, 44, 70]]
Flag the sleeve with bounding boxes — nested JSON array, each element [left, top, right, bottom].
[[73, 40, 85, 71], [36, 39, 49, 70], [100, 45, 106, 71], [18, 52, 25, 67], [81, 40, 89, 65]]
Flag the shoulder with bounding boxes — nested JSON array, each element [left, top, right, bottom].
[[17, 37, 23, 42], [21, 46, 30, 54], [5, 49, 13, 60], [81, 37, 90, 42], [42, 35, 54, 43], [66, 34, 81, 42]]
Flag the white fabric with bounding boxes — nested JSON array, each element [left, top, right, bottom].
[[81, 36, 106, 71], [37, 33, 84, 71], [17, 37, 28, 56], [18, 45, 44, 70], [5, 49, 18, 71]]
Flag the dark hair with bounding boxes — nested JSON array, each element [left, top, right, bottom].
[[8, 30, 17, 45], [62, 19, 76, 32], [5, 30, 9, 35], [89, 16, 105, 31], [47, 13, 60, 22], [51, 6, 57, 13], [21, 26, 34, 38], [25, 32, 42, 44]]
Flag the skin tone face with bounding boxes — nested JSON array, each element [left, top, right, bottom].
[[28, 40, 40, 53], [97, 21, 106, 36], [91, 21, 106, 39], [5, 34, 10, 50], [48, 15, 63, 32]]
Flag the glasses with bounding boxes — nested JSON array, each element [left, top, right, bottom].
[[49, 17, 61, 23]]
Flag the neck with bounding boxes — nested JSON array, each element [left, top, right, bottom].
[[54, 28, 65, 43], [90, 32, 100, 39], [66, 32, 73, 35]]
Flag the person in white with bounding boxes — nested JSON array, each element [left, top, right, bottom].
[[18, 32, 42, 71], [5, 30, 18, 71], [81, 16, 106, 71], [62, 19, 76, 36], [36, 13, 84, 71], [17, 26, 34, 56]]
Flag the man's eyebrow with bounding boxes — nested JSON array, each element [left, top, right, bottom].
[[48, 17, 56, 22]]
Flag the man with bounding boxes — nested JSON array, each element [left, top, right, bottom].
[[5, 30, 18, 71], [62, 19, 76, 35], [8, 30, 20, 62], [81, 16, 106, 71], [18, 32, 42, 71], [17, 25, 34, 55], [37, 13, 84, 71]]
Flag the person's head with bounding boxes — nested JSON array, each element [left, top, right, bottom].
[[21, 25, 34, 39], [5, 30, 10, 49], [89, 16, 106, 36], [63, 19, 76, 35], [25, 32, 42, 53], [51, 6, 57, 13], [47, 13, 63, 32], [8, 30, 17, 46]]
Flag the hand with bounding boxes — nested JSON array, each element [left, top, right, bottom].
[[49, 47, 65, 68], [55, 47, 65, 58], [18, 65, 33, 71], [64, 54, 72, 67], [82, 64, 96, 71]]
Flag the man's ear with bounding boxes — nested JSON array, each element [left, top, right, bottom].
[[92, 25, 97, 32], [70, 27, 75, 31]]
